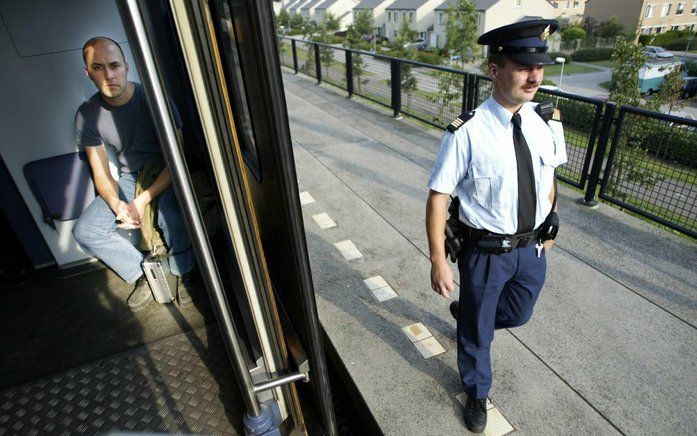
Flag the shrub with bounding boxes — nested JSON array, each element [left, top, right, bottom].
[[415, 50, 443, 65], [562, 27, 587, 42], [640, 30, 694, 48], [666, 37, 696, 51], [685, 59, 697, 76], [640, 121, 697, 167], [570, 47, 614, 62]]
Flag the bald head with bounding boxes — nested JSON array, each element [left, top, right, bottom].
[[82, 36, 125, 66]]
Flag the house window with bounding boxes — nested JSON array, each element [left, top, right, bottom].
[[515, 0, 522, 7], [552, 1, 558, 8], [655, 26, 665, 33], [660, 3, 671, 17], [692, 3, 697, 14], [439, 12, 444, 25], [573, 0, 579, 7], [645, 4, 655, 17], [409, 12, 414, 22], [641, 27, 651, 34], [566, 0, 570, 7], [671, 25, 680, 30], [677, 2, 686, 14]]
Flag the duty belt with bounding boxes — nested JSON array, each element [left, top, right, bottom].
[[459, 223, 541, 249]]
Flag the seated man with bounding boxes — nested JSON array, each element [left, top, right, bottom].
[[73, 36, 196, 311]]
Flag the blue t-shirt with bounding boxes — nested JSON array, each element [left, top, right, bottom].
[[75, 82, 182, 174]]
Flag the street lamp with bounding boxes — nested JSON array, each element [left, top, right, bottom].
[[685, 37, 695, 57], [555, 57, 566, 91]]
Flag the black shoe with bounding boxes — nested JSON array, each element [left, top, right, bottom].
[[464, 396, 487, 433], [176, 272, 197, 308], [127, 276, 153, 312], [449, 301, 459, 321]]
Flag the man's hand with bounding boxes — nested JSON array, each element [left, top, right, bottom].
[[543, 239, 554, 252], [113, 200, 142, 229], [430, 259, 455, 298]]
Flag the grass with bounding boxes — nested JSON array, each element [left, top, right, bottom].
[[586, 60, 618, 68], [544, 63, 600, 77]]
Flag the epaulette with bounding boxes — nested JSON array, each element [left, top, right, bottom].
[[446, 111, 475, 133]]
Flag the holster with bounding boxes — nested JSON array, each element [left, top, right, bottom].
[[444, 197, 463, 263]]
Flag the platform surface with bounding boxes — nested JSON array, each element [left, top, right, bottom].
[[285, 69, 697, 436]]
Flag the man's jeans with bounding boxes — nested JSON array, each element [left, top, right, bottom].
[[73, 173, 194, 283]]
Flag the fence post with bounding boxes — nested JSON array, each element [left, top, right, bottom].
[[314, 43, 322, 84], [472, 76, 481, 110], [461, 74, 468, 113], [579, 102, 616, 207], [391, 59, 402, 118], [291, 39, 298, 74], [346, 50, 354, 98]]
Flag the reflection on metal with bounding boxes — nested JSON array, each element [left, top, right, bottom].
[[254, 373, 308, 394], [116, 0, 263, 419]]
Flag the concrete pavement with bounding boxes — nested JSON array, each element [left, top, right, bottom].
[[283, 69, 697, 435]]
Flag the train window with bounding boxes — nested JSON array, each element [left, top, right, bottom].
[[212, 0, 262, 181]]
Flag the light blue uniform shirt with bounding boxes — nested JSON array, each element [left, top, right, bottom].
[[428, 96, 567, 235]]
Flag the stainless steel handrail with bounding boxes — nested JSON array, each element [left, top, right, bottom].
[[116, 0, 262, 417]]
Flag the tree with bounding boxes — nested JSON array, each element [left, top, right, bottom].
[[609, 38, 646, 107], [352, 9, 374, 37], [582, 16, 600, 36], [344, 21, 370, 93], [597, 17, 624, 38], [562, 27, 587, 42], [324, 12, 340, 34], [289, 13, 304, 33], [607, 38, 662, 197], [277, 8, 290, 30], [649, 64, 687, 114], [444, 0, 479, 64], [389, 20, 418, 109]]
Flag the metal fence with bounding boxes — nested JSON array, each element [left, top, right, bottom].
[[280, 37, 696, 239]]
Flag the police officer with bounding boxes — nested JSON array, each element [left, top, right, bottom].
[[425, 20, 567, 433]]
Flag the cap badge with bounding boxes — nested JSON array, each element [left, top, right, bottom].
[[540, 25, 550, 41]]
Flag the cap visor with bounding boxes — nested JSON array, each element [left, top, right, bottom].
[[508, 52, 555, 66]]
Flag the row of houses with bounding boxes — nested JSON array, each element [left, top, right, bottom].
[[585, 0, 697, 35], [277, 0, 581, 48], [275, 0, 697, 49]]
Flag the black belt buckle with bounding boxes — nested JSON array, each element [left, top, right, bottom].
[[477, 235, 512, 254]]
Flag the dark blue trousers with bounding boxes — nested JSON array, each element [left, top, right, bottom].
[[457, 241, 547, 399]]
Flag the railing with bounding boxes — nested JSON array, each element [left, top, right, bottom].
[[278, 37, 696, 239]]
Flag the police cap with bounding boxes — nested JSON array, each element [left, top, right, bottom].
[[478, 19, 559, 66]]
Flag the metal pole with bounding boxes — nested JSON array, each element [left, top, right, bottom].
[[116, 0, 262, 417], [292, 39, 298, 74], [391, 58, 402, 118], [315, 43, 322, 84], [579, 102, 616, 207], [346, 50, 354, 97]]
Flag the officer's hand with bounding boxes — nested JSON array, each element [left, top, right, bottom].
[[430, 260, 454, 298], [543, 239, 554, 252]]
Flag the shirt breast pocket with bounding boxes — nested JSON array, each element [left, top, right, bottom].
[[538, 148, 557, 198], [471, 163, 503, 211]]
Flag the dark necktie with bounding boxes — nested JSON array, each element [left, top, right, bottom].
[[511, 113, 536, 233]]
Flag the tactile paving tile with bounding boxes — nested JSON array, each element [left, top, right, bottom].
[[0, 328, 243, 435]]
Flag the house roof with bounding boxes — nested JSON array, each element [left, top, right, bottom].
[[355, 0, 387, 9], [301, 0, 325, 9], [386, 0, 428, 10], [316, 0, 341, 9], [434, 0, 499, 11]]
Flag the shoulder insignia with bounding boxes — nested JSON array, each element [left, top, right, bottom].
[[446, 111, 475, 133]]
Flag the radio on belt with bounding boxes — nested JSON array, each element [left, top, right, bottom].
[[142, 252, 177, 304]]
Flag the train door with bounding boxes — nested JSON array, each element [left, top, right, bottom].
[[117, 0, 336, 434]]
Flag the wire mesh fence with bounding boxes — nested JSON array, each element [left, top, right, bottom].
[[399, 61, 464, 128], [318, 45, 347, 91], [278, 37, 696, 238], [277, 38, 294, 70], [296, 41, 317, 79], [600, 108, 697, 237], [353, 54, 391, 107]]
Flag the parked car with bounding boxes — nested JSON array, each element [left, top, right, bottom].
[[680, 77, 697, 99], [643, 46, 674, 59], [403, 38, 426, 50]]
